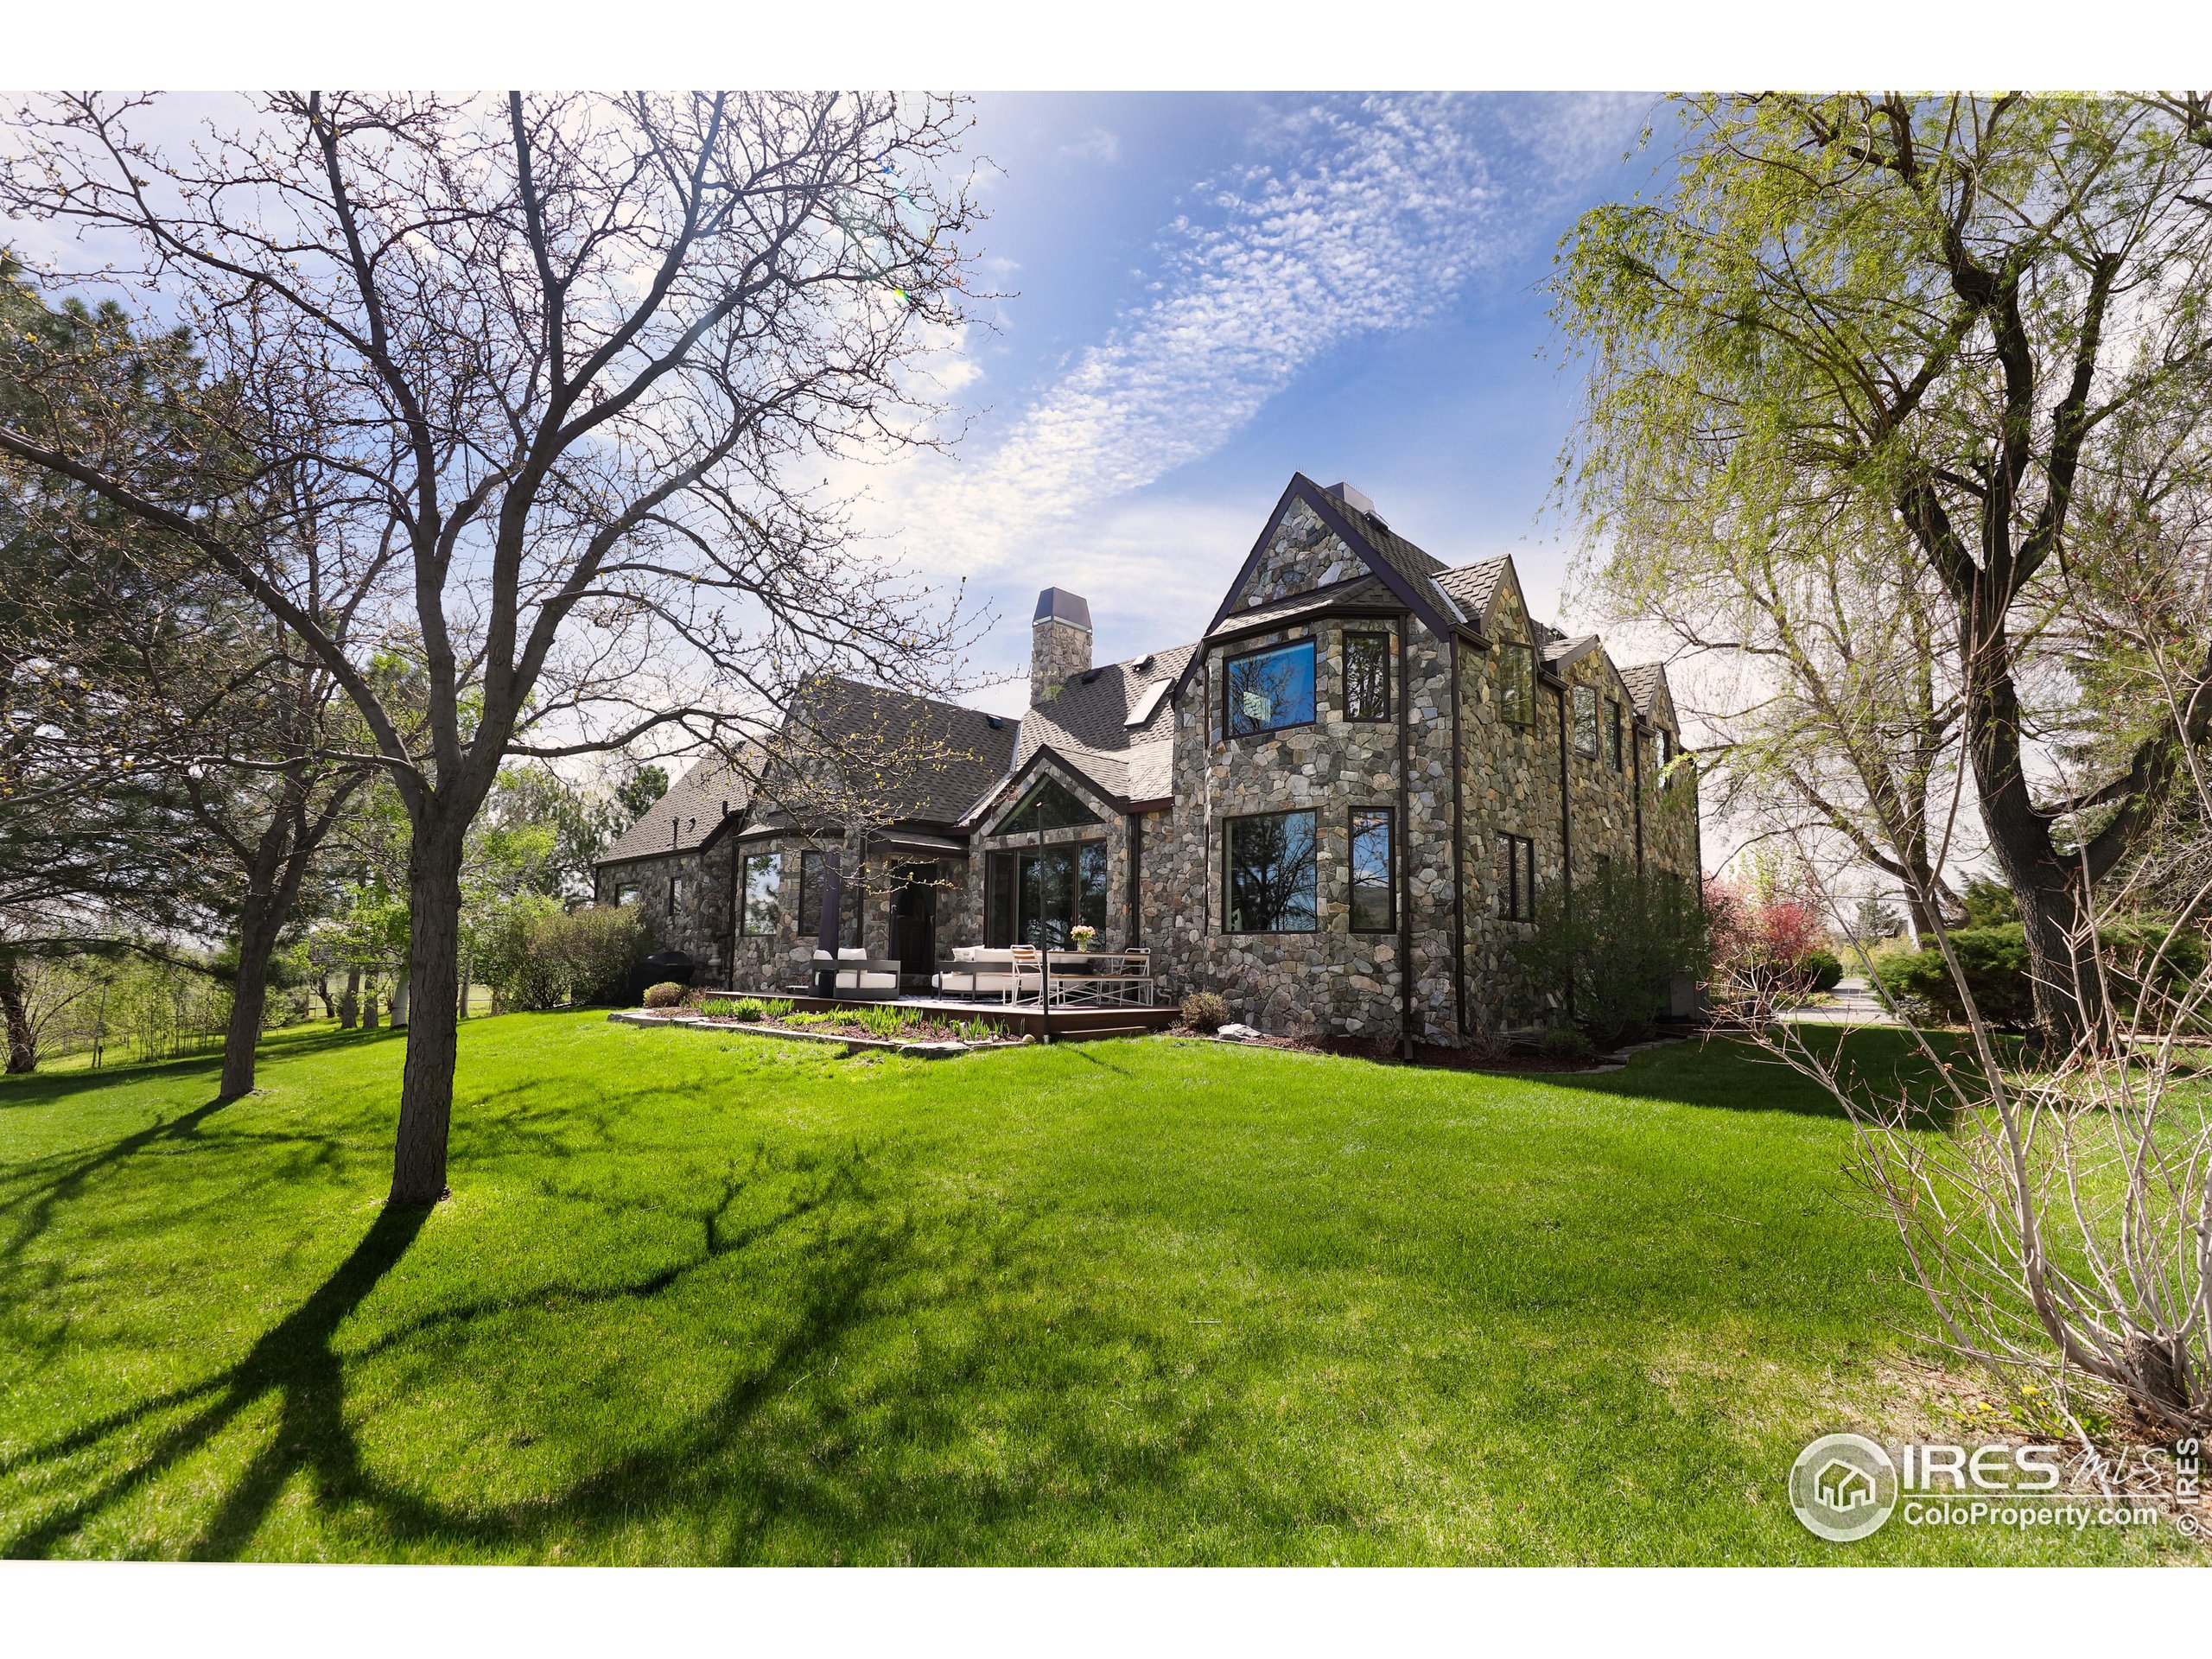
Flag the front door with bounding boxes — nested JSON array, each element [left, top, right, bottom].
[[888, 862, 938, 988]]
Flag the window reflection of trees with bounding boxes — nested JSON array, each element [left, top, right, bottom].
[[1226, 810, 1318, 932]]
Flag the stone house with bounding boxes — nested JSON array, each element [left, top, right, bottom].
[[593, 473, 1700, 1041]]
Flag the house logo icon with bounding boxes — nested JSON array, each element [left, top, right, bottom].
[[1789, 1433, 1898, 1541]]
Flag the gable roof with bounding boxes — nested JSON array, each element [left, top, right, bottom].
[[1433, 556, 1511, 621], [1618, 663, 1675, 725], [594, 680, 1020, 872], [774, 676, 1020, 830], [991, 642, 1193, 814], [596, 750, 760, 867]]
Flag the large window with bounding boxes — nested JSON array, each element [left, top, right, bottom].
[[1501, 641, 1535, 726], [999, 774, 1100, 834], [797, 849, 826, 938], [1573, 686, 1599, 758], [1349, 808, 1395, 932], [985, 842, 1107, 947], [1224, 810, 1319, 933], [1496, 833, 1535, 922], [613, 880, 640, 907], [1605, 699, 1624, 772], [1223, 639, 1317, 739], [739, 852, 780, 936], [1343, 632, 1391, 722]]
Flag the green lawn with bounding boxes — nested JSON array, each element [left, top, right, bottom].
[[0, 1014, 2190, 1564]]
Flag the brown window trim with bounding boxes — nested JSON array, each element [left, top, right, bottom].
[[1219, 635, 1319, 742], [1348, 805, 1395, 933], [1501, 640, 1536, 728], [1219, 808, 1320, 934], [1342, 630, 1393, 723]]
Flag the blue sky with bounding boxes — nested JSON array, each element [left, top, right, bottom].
[[851, 92, 1673, 709]]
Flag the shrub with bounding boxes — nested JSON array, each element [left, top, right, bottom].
[[545, 905, 647, 1006], [474, 899, 644, 1011], [1537, 1026, 1598, 1065], [1180, 990, 1230, 1033], [641, 981, 686, 1009], [1871, 925, 2034, 1027], [1512, 868, 1707, 1046], [1803, 949, 1844, 993], [1872, 921, 2210, 1031]]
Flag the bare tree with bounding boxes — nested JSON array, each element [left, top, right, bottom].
[[1720, 518, 2212, 1438], [1594, 493, 1972, 937], [0, 92, 985, 1203]]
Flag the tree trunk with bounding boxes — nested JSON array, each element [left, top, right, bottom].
[[218, 897, 281, 1100], [1, 957, 36, 1075], [391, 971, 410, 1029], [390, 820, 466, 1205], [340, 968, 359, 1029]]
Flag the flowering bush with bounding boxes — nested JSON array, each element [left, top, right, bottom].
[[1705, 873, 1831, 1005]]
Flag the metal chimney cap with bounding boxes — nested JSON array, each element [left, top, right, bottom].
[[1325, 481, 1375, 516], [1033, 587, 1092, 631]]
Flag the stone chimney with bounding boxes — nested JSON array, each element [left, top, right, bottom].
[[1031, 587, 1092, 705]]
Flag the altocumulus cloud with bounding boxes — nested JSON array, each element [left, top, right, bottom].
[[855, 92, 1646, 676]]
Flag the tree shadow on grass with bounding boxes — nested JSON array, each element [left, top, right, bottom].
[[0, 1026, 400, 1112], [5, 1130, 1240, 1563], [1560, 1029, 1964, 1129]]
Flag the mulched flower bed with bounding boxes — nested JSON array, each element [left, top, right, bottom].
[[721, 1014, 1025, 1046]]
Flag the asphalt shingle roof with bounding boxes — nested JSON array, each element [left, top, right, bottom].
[[1433, 556, 1510, 621], [1618, 663, 1670, 721], [596, 750, 760, 866], [1011, 642, 1194, 808], [779, 677, 1020, 829]]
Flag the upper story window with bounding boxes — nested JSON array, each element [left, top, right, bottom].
[[613, 881, 641, 907], [1343, 632, 1391, 722], [670, 874, 690, 915], [1223, 639, 1316, 739], [1573, 686, 1599, 758], [1501, 640, 1535, 726], [1605, 699, 1624, 772], [739, 852, 779, 935]]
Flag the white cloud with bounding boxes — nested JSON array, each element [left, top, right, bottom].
[[849, 92, 1645, 665], [1059, 126, 1122, 164]]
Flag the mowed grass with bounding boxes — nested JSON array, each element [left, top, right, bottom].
[[0, 1014, 2188, 1564]]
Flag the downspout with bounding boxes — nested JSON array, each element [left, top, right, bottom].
[[1631, 734, 1645, 879], [1555, 679, 1573, 1025], [1396, 616, 1415, 1059], [1448, 634, 1467, 1044], [724, 801, 738, 991]]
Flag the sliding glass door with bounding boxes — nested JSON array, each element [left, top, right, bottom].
[[985, 842, 1108, 947]]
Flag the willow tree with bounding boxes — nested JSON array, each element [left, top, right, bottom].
[[0, 92, 984, 1203], [1554, 93, 2212, 1046]]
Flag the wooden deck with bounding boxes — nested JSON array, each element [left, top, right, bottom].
[[706, 989, 1180, 1044]]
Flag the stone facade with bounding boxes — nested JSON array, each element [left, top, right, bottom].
[[596, 474, 1700, 1042]]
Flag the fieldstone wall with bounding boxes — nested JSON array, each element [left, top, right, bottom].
[[1158, 590, 1450, 1041], [1029, 617, 1094, 706], [1236, 498, 1362, 608], [594, 844, 734, 983]]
